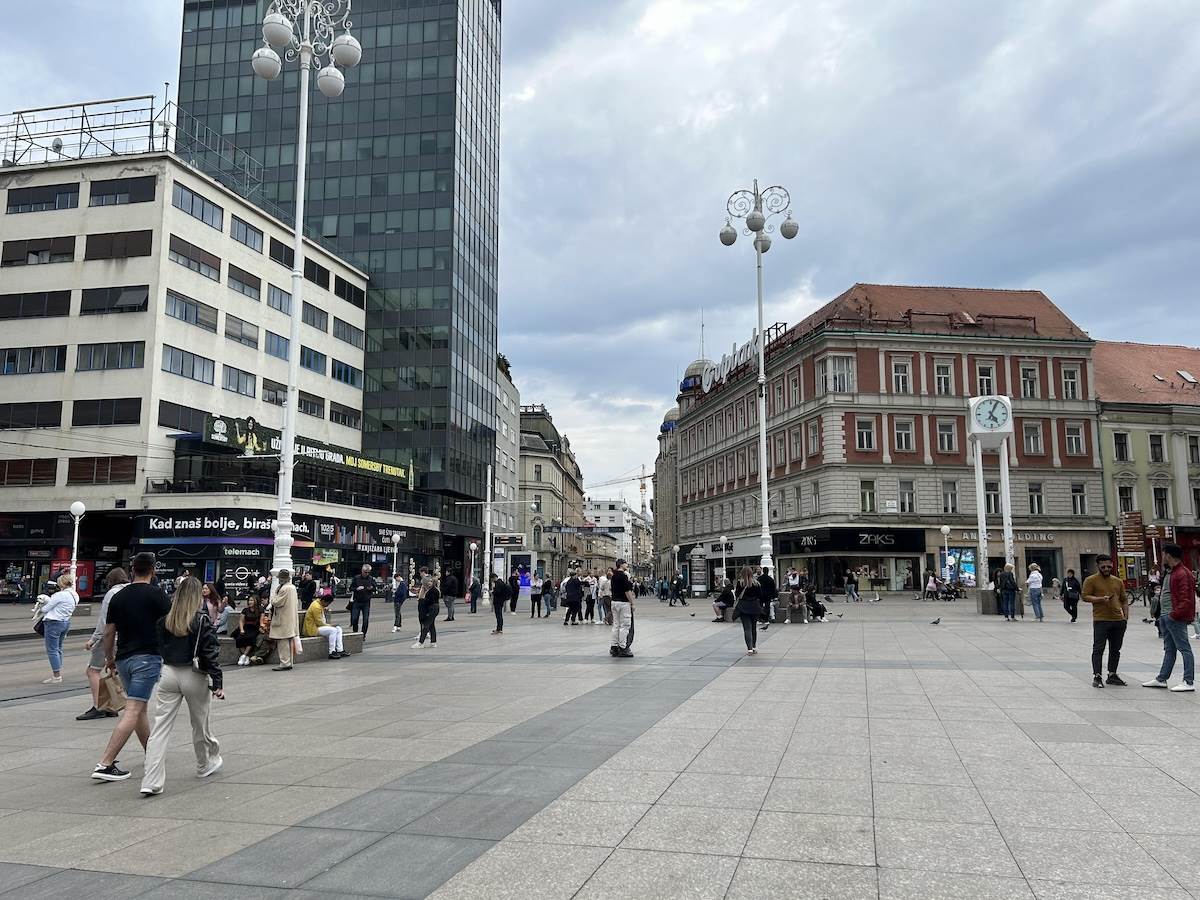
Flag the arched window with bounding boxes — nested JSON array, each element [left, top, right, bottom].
[[533, 524, 542, 547]]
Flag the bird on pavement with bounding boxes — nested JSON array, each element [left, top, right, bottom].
[[931, 617, 941, 625], [835, 612, 844, 618]]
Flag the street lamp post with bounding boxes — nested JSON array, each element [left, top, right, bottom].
[[719, 534, 728, 587], [391, 532, 400, 582], [720, 180, 798, 574], [940, 524, 951, 582], [252, 1, 361, 581], [68, 501, 86, 583], [469, 541, 478, 610]]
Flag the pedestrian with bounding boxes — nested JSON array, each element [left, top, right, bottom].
[[845, 569, 860, 603], [349, 564, 375, 637], [304, 589, 348, 659], [924, 571, 939, 601], [734, 566, 765, 655], [509, 569, 520, 613], [1143, 543, 1196, 692], [413, 568, 440, 649], [1027, 563, 1044, 621], [297, 570, 317, 610], [787, 567, 800, 609], [584, 571, 598, 624], [269, 569, 300, 672], [490, 573, 509, 635], [563, 569, 584, 625], [91, 552, 171, 782], [469, 575, 482, 614], [79, 568, 128, 720], [540, 576, 554, 618], [712, 578, 733, 621], [139, 577, 224, 795], [1082, 554, 1129, 689], [39, 572, 78, 684], [997, 564, 1018, 621], [441, 568, 459, 622], [597, 568, 612, 624], [1062, 568, 1081, 623], [391, 571, 408, 632], [201, 582, 221, 622], [609, 558, 635, 658], [759, 565, 779, 627]]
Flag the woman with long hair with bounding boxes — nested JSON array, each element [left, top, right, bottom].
[[139, 577, 224, 795], [78, 568, 128, 719], [201, 582, 221, 623], [734, 566, 765, 655]]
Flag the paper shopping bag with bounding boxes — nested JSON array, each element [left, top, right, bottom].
[[97, 666, 127, 713]]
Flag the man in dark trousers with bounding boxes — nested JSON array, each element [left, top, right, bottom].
[[441, 569, 459, 621], [508, 569, 520, 613], [490, 573, 509, 635], [1061, 568, 1082, 623], [562, 569, 584, 625], [349, 564, 376, 638], [1082, 555, 1129, 689], [759, 566, 779, 629], [1143, 544, 1196, 692], [669, 573, 688, 606]]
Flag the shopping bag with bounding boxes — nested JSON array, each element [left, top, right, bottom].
[[97, 666, 127, 713], [292, 635, 304, 656]]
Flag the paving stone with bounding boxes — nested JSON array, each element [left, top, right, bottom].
[[302, 833, 493, 898], [874, 819, 1020, 877], [400, 793, 545, 840], [428, 841, 609, 900], [304, 789, 456, 832], [184, 826, 386, 888], [621, 804, 758, 855], [762, 776, 873, 817], [727, 858, 879, 899], [1004, 827, 1177, 888], [743, 811, 875, 866], [872, 782, 992, 824], [507, 799, 649, 847], [878, 868, 1035, 899], [658, 773, 771, 809], [574, 849, 738, 900]]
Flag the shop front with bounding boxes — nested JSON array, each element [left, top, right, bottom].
[[0, 511, 133, 600], [939, 528, 1111, 588], [705, 536, 763, 590], [776, 527, 925, 593]]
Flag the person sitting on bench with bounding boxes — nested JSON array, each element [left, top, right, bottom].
[[712, 579, 734, 622], [303, 591, 348, 659]]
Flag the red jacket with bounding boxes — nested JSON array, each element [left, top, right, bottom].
[[1167, 564, 1196, 622]]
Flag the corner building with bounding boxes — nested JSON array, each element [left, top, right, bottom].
[[674, 285, 1111, 591], [178, 0, 501, 534]]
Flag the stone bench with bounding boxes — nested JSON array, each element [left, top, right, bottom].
[[217, 632, 363, 666]]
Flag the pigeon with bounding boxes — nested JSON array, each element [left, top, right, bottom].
[[836, 612, 844, 618], [931, 617, 941, 625], [690, 613, 695, 617]]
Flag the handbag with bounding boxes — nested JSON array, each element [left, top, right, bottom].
[[731, 586, 745, 618], [97, 665, 127, 712], [191, 611, 208, 674]]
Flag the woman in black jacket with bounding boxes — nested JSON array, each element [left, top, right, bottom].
[[734, 566, 765, 655], [140, 576, 224, 796], [414, 569, 441, 648]]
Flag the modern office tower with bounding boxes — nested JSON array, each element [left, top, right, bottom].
[[177, 1, 502, 534]]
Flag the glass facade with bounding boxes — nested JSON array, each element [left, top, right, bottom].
[[178, 0, 500, 526]]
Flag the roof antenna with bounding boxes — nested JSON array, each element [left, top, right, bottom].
[[700, 307, 705, 360]]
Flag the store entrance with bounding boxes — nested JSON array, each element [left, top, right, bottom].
[[1025, 548, 1062, 584]]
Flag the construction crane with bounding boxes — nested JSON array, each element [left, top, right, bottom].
[[585, 464, 651, 517]]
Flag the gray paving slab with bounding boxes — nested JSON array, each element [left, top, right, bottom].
[[303, 789, 456, 831], [726, 858, 880, 900], [0, 869, 165, 900], [184, 826, 387, 888], [878, 869, 1035, 900], [301, 833, 494, 898], [743, 810, 876, 866], [399, 793, 545, 840], [0, 862, 60, 895], [574, 848, 739, 900]]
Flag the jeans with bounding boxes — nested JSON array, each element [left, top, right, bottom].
[[596, 596, 609, 622], [443, 597, 456, 620], [141, 665, 219, 793], [116, 653, 163, 703], [1091, 620, 1127, 676], [739, 613, 758, 650], [393, 599, 406, 627], [542, 594, 552, 616], [610, 600, 632, 648], [1157, 616, 1195, 684], [846, 586, 859, 602], [1030, 588, 1044, 620], [42, 618, 69, 672], [1001, 590, 1016, 618], [350, 599, 371, 636]]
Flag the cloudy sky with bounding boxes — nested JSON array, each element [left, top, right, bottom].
[[5, 1, 1199, 505]]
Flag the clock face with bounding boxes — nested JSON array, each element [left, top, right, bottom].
[[973, 397, 1010, 430]]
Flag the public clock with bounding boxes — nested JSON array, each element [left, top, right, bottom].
[[967, 395, 1014, 447], [973, 397, 1010, 431]]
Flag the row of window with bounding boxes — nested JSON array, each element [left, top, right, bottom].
[[0, 342, 141, 376], [1112, 431, 1200, 465], [851, 417, 1088, 457], [0, 456, 135, 487], [159, 385, 361, 432], [5, 175, 156, 215], [1115, 483, 1192, 522], [0, 399, 141, 430], [857, 479, 1089, 516]]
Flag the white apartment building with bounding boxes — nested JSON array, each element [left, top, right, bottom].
[[583, 499, 646, 565]]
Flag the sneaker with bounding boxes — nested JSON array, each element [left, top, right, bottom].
[[411, 641, 424, 649], [1142, 678, 1169, 688], [428, 642, 437, 648], [610, 646, 620, 656], [1092, 675, 1104, 689], [618, 649, 634, 658], [139, 786, 162, 796], [337, 651, 350, 657], [237, 654, 249, 667], [1106, 674, 1127, 686], [711, 617, 724, 622], [329, 652, 341, 660], [76, 706, 106, 721], [197, 756, 223, 778], [392, 626, 399, 633], [271, 665, 293, 672], [91, 762, 130, 782], [41, 675, 62, 684], [1170, 682, 1196, 692]]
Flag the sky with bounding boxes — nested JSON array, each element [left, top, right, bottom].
[[5, 1, 1199, 506]]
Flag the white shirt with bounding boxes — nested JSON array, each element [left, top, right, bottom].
[[1027, 571, 1043, 590], [42, 588, 78, 622], [598, 576, 611, 598], [91, 583, 126, 641]]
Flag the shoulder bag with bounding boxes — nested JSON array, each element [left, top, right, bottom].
[[731, 585, 745, 618]]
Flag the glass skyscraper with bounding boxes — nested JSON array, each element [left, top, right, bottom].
[[177, 0, 500, 526]]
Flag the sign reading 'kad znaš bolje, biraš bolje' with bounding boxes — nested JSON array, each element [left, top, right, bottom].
[[702, 331, 762, 393]]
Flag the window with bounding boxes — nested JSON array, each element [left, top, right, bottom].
[[157, 400, 205, 433], [332, 359, 363, 388], [817, 355, 855, 393], [1028, 482, 1044, 515], [892, 361, 911, 394], [774, 434, 786, 466], [811, 481, 820, 515], [1023, 422, 1043, 455], [937, 419, 957, 453], [76, 341, 143, 371], [532, 494, 543, 513], [300, 346, 326, 375], [333, 317, 364, 349], [534, 464, 543, 481], [172, 182, 223, 229], [265, 331, 289, 360], [894, 420, 914, 452], [330, 402, 361, 429], [942, 480, 958, 514], [84, 230, 152, 260], [789, 374, 800, 406], [935, 362, 953, 396], [0, 291, 70, 320], [168, 235, 220, 280], [1062, 367, 1080, 400], [1065, 424, 1084, 456], [267, 284, 291, 314], [985, 481, 1000, 515], [304, 258, 330, 290], [1071, 483, 1088, 516], [165, 290, 217, 332], [1194, 487, 1200, 520], [1114, 432, 1131, 462], [298, 391, 324, 417], [230, 215, 263, 252], [1020, 364, 1039, 398], [0, 458, 57, 487], [1191, 436, 1200, 465], [67, 456, 136, 485], [790, 427, 803, 461], [6, 182, 78, 213], [977, 363, 994, 395], [89, 176, 155, 206], [1150, 433, 1166, 463], [335, 275, 366, 308], [263, 379, 287, 406], [222, 365, 255, 397], [79, 285, 149, 315], [302, 302, 329, 331], [860, 479, 876, 513], [898, 480, 915, 514], [2, 236, 74, 266], [162, 345, 214, 384], [0, 401, 62, 429], [269, 237, 294, 269], [1154, 486, 1170, 520], [224, 314, 259, 349], [228, 264, 261, 300], [1118, 484, 1135, 514], [72, 398, 140, 427], [807, 420, 820, 456], [856, 417, 876, 451], [773, 382, 784, 412]]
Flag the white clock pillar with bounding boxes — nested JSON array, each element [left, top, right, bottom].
[[968, 395, 1015, 612]]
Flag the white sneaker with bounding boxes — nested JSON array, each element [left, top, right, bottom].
[[1170, 682, 1196, 692], [41, 675, 62, 684], [411, 641, 424, 649], [197, 756, 223, 778], [392, 626, 399, 633], [1143, 679, 1169, 688], [429, 642, 437, 648], [237, 654, 248, 667]]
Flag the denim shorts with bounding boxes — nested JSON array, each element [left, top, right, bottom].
[[116, 653, 163, 703]]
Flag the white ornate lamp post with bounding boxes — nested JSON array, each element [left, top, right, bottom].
[[68, 501, 86, 582], [940, 524, 951, 582], [391, 531, 401, 581], [469, 541, 478, 606], [720, 181, 798, 573], [719, 534, 728, 587], [252, 1, 361, 581]]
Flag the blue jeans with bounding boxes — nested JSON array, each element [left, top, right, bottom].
[[1001, 590, 1016, 618], [42, 619, 69, 672], [117, 653, 163, 703], [1030, 588, 1043, 620], [1157, 616, 1195, 684]]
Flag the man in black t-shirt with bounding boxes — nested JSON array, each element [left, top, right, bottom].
[[92, 552, 171, 782], [442, 570, 459, 621], [349, 565, 375, 638], [609, 559, 635, 657]]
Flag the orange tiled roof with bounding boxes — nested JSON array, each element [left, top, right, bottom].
[[1093, 340, 1200, 406]]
